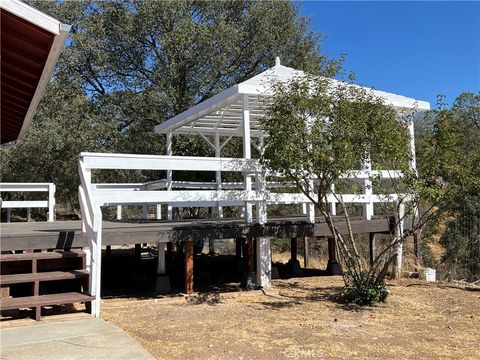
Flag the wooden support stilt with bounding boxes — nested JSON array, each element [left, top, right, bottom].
[[157, 243, 166, 275], [326, 237, 342, 275], [235, 238, 242, 260], [327, 237, 337, 262], [369, 233, 376, 267], [184, 241, 194, 294], [209, 239, 215, 255], [288, 237, 301, 275], [246, 237, 254, 273], [303, 237, 310, 268], [134, 244, 141, 259], [32, 259, 41, 320], [290, 237, 298, 261]]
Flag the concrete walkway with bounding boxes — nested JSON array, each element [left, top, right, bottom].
[[0, 318, 155, 360]]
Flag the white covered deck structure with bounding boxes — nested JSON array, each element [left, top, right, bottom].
[[154, 58, 430, 222], [78, 59, 430, 317]]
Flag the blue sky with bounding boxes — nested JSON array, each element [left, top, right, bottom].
[[299, 1, 480, 108]]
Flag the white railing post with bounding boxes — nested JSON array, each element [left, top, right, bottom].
[[242, 95, 253, 223], [47, 183, 55, 222], [330, 183, 337, 216], [363, 156, 374, 220], [93, 206, 103, 318], [394, 202, 405, 279], [116, 205, 122, 220], [256, 172, 267, 225], [0, 183, 56, 222], [166, 132, 173, 221], [215, 131, 224, 218], [306, 179, 315, 223], [156, 204, 162, 220], [78, 157, 99, 316]]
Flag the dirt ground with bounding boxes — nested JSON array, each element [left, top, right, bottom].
[[101, 276, 480, 360]]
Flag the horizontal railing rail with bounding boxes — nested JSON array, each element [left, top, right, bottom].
[[0, 183, 55, 222], [77, 152, 409, 318]]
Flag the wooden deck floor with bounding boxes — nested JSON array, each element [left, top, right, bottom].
[[0, 216, 393, 251]]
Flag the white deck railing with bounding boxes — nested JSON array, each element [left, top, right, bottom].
[[0, 183, 56, 222], [78, 151, 407, 317]]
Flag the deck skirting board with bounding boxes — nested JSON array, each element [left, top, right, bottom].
[[0, 217, 393, 251]]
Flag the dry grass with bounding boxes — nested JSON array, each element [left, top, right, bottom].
[[272, 251, 328, 270], [101, 276, 480, 359]]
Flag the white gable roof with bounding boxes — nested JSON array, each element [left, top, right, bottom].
[[155, 59, 430, 136]]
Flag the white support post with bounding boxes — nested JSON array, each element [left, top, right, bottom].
[[306, 179, 315, 223], [116, 205, 122, 220], [93, 206, 103, 318], [408, 119, 419, 218], [256, 237, 272, 288], [27, 208, 32, 222], [256, 172, 267, 225], [215, 132, 224, 218], [306, 203, 315, 223], [6, 208, 11, 223], [156, 204, 162, 220], [330, 184, 337, 216], [47, 183, 55, 222], [242, 95, 253, 223], [363, 156, 374, 220], [166, 132, 173, 221], [157, 243, 166, 274], [408, 119, 417, 173], [394, 202, 405, 279]]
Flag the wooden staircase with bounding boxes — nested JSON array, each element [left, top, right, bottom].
[[0, 249, 93, 320]]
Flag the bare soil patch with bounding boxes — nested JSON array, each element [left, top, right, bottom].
[[101, 276, 480, 359]]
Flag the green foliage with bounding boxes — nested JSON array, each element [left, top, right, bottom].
[[4, 0, 334, 211], [260, 76, 412, 199], [342, 271, 389, 306], [413, 93, 480, 275], [260, 74, 413, 305], [439, 195, 480, 281], [414, 94, 480, 214], [1, 81, 117, 211]]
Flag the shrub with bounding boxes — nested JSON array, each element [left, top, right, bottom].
[[341, 271, 389, 306]]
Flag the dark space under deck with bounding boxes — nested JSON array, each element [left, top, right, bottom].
[[0, 216, 394, 251]]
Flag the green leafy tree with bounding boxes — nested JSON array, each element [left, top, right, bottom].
[[1, 81, 117, 213], [260, 76, 480, 304], [4, 0, 338, 213], [417, 92, 480, 280], [440, 195, 480, 281]]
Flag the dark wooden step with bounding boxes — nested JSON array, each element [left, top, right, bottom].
[[0, 292, 94, 311], [0, 270, 89, 286], [0, 250, 85, 262]]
